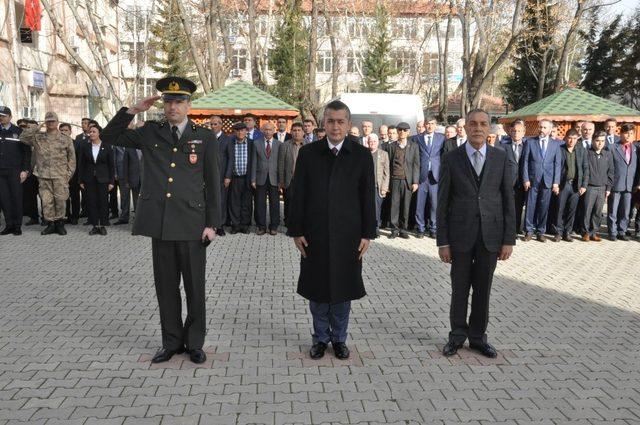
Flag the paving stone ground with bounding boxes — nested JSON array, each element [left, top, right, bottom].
[[1, 220, 639, 424]]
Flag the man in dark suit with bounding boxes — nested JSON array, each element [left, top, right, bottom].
[[415, 116, 445, 238], [210, 115, 230, 235], [387, 122, 420, 239], [114, 146, 142, 225], [500, 120, 527, 234], [607, 124, 639, 241], [437, 109, 516, 359], [442, 118, 467, 154], [101, 77, 221, 365], [522, 119, 562, 242], [288, 100, 376, 360], [244, 113, 264, 141], [251, 121, 280, 235], [577, 121, 595, 151], [552, 129, 588, 242], [275, 117, 292, 142], [302, 119, 317, 143], [604, 118, 620, 149], [0, 106, 29, 235], [278, 123, 307, 226], [225, 122, 254, 234]]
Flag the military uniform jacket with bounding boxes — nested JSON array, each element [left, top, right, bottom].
[[0, 124, 29, 170], [101, 107, 221, 241], [19, 128, 75, 179]]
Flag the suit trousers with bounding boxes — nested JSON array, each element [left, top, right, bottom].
[[0, 168, 23, 227], [119, 182, 140, 222], [390, 178, 411, 230], [524, 181, 552, 235], [607, 191, 632, 236], [449, 231, 498, 345], [66, 174, 81, 220], [513, 185, 526, 234], [85, 177, 110, 226], [220, 181, 229, 226], [415, 180, 438, 232], [255, 176, 280, 230], [553, 182, 580, 236], [151, 238, 206, 351], [108, 179, 119, 217], [229, 175, 253, 228], [374, 188, 384, 228], [38, 177, 68, 221], [22, 174, 39, 219], [309, 300, 351, 344], [584, 185, 605, 236]]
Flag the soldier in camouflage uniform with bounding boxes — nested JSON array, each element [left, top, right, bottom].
[[19, 111, 76, 235]]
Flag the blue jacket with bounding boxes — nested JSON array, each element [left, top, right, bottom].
[[415, 132, 445, 183], [522, 136, 562, 188], [610, 141, 639, 192], [0, 123, 29, 170]]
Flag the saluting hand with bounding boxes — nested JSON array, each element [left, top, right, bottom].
[[128, 95, 161, 115], [294, 236, 308, 258]]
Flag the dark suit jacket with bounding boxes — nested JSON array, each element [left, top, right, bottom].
[[442, 137, 462, 155], [121, 147, 142, 187], [215, 132, 230, 184], [287, 137, 376, 303], [101, 107, 221, 240], [225, 137, 254, 188], [387, 141, 420, 187], [78, 142, 115, 185], [610, 141, 639, 192], [436, 144, 516, 253], [275, 131, 292, 142], [500, 137, 526, 187], [522, 136, 562, 188], [559, 145, 588, 190]]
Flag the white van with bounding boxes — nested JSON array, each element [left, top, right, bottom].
[[326, 93, 425, 134]]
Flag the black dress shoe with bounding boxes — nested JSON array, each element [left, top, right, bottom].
[[332, 342, 350, 360], [428, 231, 436, 239], [388, 230, 398, 239], [608, 234, 617, 241], [55, 221, 67, 235], [256, 228, 266, 235], [442, 341, 463, 357], [309, 342, 327, 359], [216, 228, 226, 236], [12, 227, 22, 236], [99, 226, 107, 236], [415, 231, 425, 239], [618, 234, 629, 241], [151, 347, 185, 363], [0, 227, 13, 235], [89, 226, 101, 235], [41, 223, 56, 235], [25, 218, 39, 226], [469, 342, 498, 358], [68, 218, 78, 225], [537, 233, 546, 242], [241, 227, 250, 234], [189, 349, 207, 364], [113, 220, 129, 225], [269, 229, 278, 236], [109, 213, 119, 219], [399, 231, 410, 239], [230, 227, 238, 234], [553, 234, 562, 242], [83, 221, 91, 226]]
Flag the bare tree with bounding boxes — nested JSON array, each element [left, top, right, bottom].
[[307, 0, 319, 112], [175, 0, 212, 92]]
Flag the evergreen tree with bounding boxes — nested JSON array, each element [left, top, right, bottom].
[[360, 3, 398, 93], [269, 0, 309, 107], [580, 14, 625, 98], [149, 0, 194, 77], [616, 8, 640, 109], [502, 0, 556, 111]]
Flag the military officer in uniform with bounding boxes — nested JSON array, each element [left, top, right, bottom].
[[101, 77, 221, 364], [0, 106, 30, 235], [19, 111, 76, 236]]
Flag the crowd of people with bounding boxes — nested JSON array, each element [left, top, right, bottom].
[[1, 104, 639, 243]]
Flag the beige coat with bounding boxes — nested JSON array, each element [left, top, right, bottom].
[[372, 149, 390, 195]]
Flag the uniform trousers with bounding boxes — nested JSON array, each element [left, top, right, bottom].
[[151, 238, 207, 351], [0, 168, 23, 227], [38, 177, 68, 221]]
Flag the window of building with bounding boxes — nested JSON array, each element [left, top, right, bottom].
[[232, 48, 247, 70], [317, 51, 332, 73], [423, 52, 439, 76], [346, 51, 361, 73], [347, 17, 371, 39], [28, 89, 42, 119], [393, 49, 417, 74], [393, 18, 418, 40]]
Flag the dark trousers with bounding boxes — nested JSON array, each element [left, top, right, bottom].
[[229, 175, 252, 228], [22, 173, 39, 219], [85, 177, 110, 226], [108, 179, 119, 217], [0, 168, 23, 227], [415, 180, 438, 232], [390, 178, 411, 230], [220, 182, 229, 226], [584, 185, 605, 236], [574, 193, 586, 234], [119, 182, 140, 222], [151, 239, 206, 351], [374, 188, 384, 228], [513, 185, 526, 234], [449, 232, 498, 345], [66, 174, 81, 220], [309, 300, 351, 344], [553, 182, 580, 236], [607, 191, 632, 236], [524, 182, 552, 235], [255, 176, 280, 230]]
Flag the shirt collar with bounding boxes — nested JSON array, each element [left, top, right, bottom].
[[170, 117, 189, 137], [216, 131, 223, 138], [1, 123, 11, 131], [465, 141, 487, 158], [328, 139, 344, 153]]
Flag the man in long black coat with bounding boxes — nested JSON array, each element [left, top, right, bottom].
[[287, 100, 377, 360]]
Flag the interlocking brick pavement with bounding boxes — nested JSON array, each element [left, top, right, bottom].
[[1, 222, 639, 424]]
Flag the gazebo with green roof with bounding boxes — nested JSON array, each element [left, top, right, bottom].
[[189, 80, 300, 133], [499, 88, 640, 139]]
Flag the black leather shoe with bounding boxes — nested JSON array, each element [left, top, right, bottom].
[[216, 228, 226, 236], [608, 234, 617, 241], [0, 227, 13, 235], [113, 220, 129, 225], [415, 231, 425, 239], [442, 341, 463, 357], [68, 218, 78, 225], [189, 349, 207, 364], [25, 218, 39, 226], [537, 233, 546, 242], [563, 234, 573, 242], [230, 227, 238, 234], [256, 228, 266, 235], [553, 234, 562, 242], [618, 234, 629, 241], [399, 231, 410, 239], [332, 342, 350, 360], [83, 221, 91, 226], [99, 226, 107, 236], [41, 223, 56, 235], [151, 347, 185, 363], [109, 213, 119, 220], [309, 342, 327, 359], [428, 231, 436, 239], [523, 233, 532, 242], [469, 342, 498, 358], [56, 221, 67, 235], [89, 227, 101, 235], [12, 227, 22, 236], [388, 230, 398, 239], [241, 227, 250, 234]]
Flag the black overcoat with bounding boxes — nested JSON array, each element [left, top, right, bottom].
[[287, 136, 377, 303]]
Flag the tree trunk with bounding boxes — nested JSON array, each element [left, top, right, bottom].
[[537, 49, 549, 100], [307, 0, 319, 109], [554, 0, 583, 91], [175, 0, 211, 92], [247, 0, 264, 87], [322, 1, 339, 98]]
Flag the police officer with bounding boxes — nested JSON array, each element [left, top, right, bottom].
[[0, 106, 30, 235], [19, 111, 75, 235], [101, 77, 221, 364]]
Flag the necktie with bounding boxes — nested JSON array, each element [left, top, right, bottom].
[[331, 147, 338, 156], [265, 140, 271, 159], [515, 143, 521, 162], [473, 150, 483, 176], [171, 126, 179, 145], [540, 138, 546, 156], [427, 134, 432, 149]]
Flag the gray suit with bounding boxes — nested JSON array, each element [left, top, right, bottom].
[[278, 139, 307, 225], [251, 137, 281, 230], [436, 144, 516, 345]]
